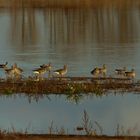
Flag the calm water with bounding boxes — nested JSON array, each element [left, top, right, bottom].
[[0, 6, 140, 135], [0, 7, 140, 78], [0, 93, 140, 135]]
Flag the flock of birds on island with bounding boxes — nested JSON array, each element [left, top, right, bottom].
[[90, 64, 136, 79], [0, 62, 67, 80], [0, 62, 136, 80]]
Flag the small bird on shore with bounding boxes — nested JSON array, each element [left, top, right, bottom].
[[124, 69, 136, 79], [54, 65, 67, 77]]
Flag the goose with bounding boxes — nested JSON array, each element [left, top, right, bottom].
[[54, 65, 67, 77], [98, 64, 107, 76], [33, 67, 47, 75], [33, 66, 49, 80], [12, 63, 23, 78], [125, 69, 136, 78], [91, 67, 100, 77], [115, 67, 126, 75], [0, 62, 8, 68], [40, 63, 52, 72], [3, 65, 15, 79], [91, 64, 107, 77]]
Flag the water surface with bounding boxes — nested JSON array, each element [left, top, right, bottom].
[[0, 7, 140, 78], [0, 93, 139, 135], [0, 5, 140, 136]]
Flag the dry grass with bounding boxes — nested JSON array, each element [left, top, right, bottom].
[[0, 77, 136, 95]]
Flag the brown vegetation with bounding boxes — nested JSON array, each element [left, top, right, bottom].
[[0, 77, 138, 95]]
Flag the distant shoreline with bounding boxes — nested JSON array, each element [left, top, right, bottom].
[[0, 0, 140, 8]]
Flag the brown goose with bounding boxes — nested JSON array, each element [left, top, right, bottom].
[[91, 64, 107, 77], [115, 67, 126, 75], [0, 62, 8, 68], [33, 65, 49, 80], [40, 63, 52, 72], [2, 65, 15, 79], [54, 65, 67, 77], [98, 64, 107, 76], [12, 63, 23, 79], [125, 69, 136, 78], [33, 67, 47, 75], [91, 67, 100, 77]]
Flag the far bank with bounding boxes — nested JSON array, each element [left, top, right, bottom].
[[0, 0, 140, 8]]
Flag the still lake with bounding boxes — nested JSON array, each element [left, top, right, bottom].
[[0, 6, 140, 135]]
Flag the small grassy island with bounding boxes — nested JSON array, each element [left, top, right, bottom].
[[0, 62, 138, 95], [0, 76, 139, 95], [0, 1, 139, 139]]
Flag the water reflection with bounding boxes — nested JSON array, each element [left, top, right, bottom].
[[10, 7, 38, 46], [9, 7, 140, 46], [66, 93, 84, 104], [0, 93, 139, 135], [1, 6, 139, 78]]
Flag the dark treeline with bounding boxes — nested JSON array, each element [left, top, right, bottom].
[[0, 0, 140, 8]]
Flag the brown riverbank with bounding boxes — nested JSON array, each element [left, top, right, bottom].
[[0, 0, 140, 8], [0, 134, 140, 140]]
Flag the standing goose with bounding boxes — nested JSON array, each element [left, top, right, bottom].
[[3, 65, 15, 79], [98, 64, 107, 76], [12, 63, 23, 79], [0, 62, 8, 68], [54, 65, 67, 77], [40, 63, 52, 77], [33, 67, 45, 73], [125, 69, 136, 79], [40, 63, 52, 71], [33, 67, 46, 75], [33, 65, 49, 80], [91, 64, 107, 77], [91, 67, 100, 77], [115, 67, 126, 75]]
